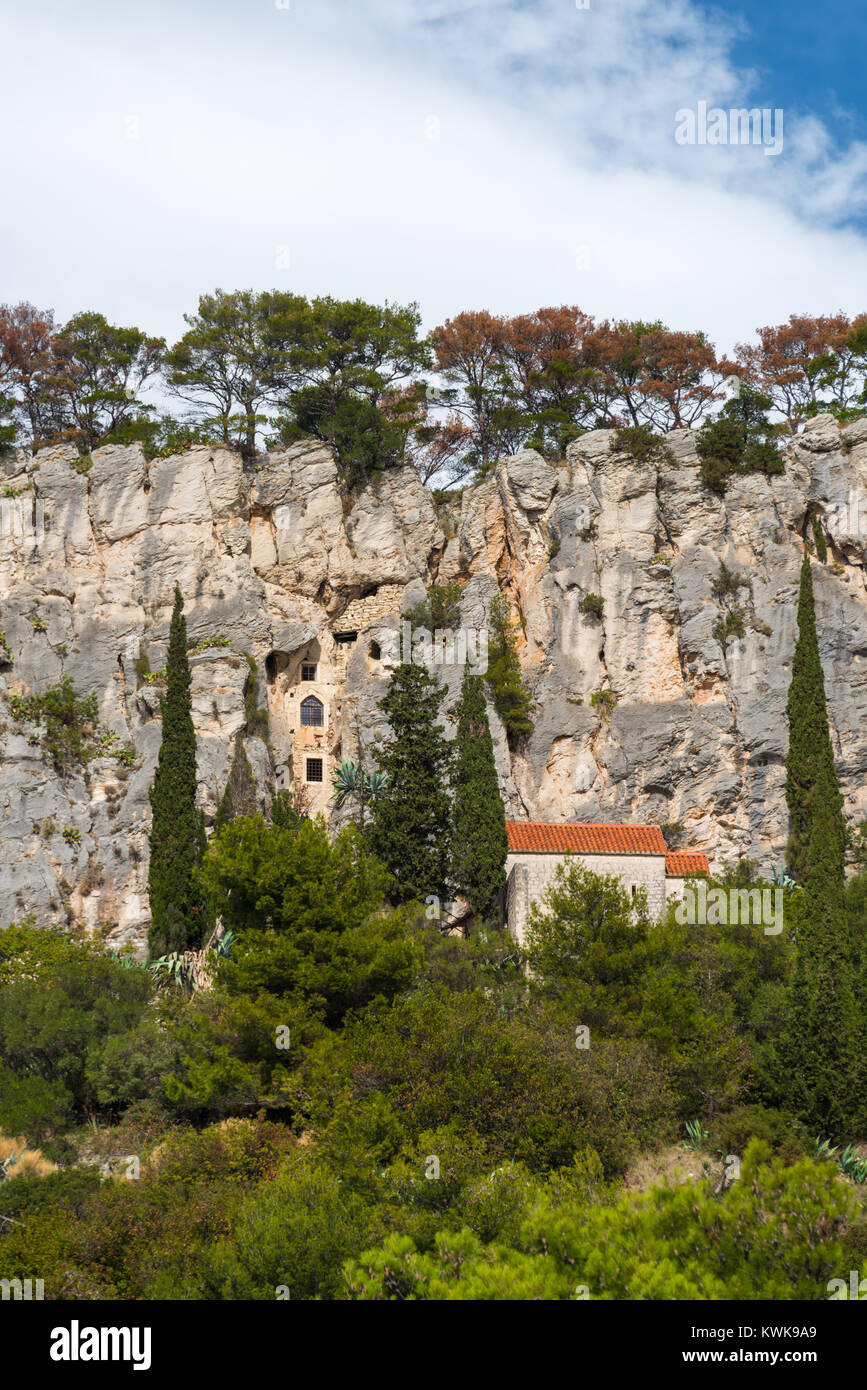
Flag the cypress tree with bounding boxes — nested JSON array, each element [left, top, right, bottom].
[[785, 549, 845, 883], [148, 586, 206, 958], [780, 548, 858, 1132], [369, 662, 452, 906], [451, 669, 508, 922], [781, 789, 858, 1132]]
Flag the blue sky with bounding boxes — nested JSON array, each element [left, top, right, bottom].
[[0, 0, 865, 355], [731, 0, 867, 141]]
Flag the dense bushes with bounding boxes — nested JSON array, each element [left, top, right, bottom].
[[345, 1142, 855, 1300], [3, 815, 867, 1300], [0, 927, 158, 1137]]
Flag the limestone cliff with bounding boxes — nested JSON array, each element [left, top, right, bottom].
[[1, 413, 866, 951]]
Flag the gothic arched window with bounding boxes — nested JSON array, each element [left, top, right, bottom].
[[300, 695, 324, 728]]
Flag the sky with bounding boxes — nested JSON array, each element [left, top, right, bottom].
[[1, 0, 866, 356]]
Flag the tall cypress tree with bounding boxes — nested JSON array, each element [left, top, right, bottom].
[[781, 789, 859, 1132], [148, 586, 206, 958], [780, 548, 858, 1131], [785, 548, 845, 883], [451, 669, 508, 922], [370, 662, 452, 906]]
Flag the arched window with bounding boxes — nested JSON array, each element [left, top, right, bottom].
[[300, 695, 324, 727]]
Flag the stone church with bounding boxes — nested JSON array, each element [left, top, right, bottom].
[[505, 821, 709, 944]]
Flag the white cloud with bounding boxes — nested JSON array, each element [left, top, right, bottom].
[[0, 0, 864, 354]]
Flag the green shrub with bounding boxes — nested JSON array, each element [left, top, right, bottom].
[[579, 593, 604, 619], [345, 1142, 855, 1300], [590, 688, 616, 718], [404, 582, 463, 632], [696, 387, 783, 495], [243, 654, 269, 739], [9, 678, 100, 773], [712, 608, 746, 647], [133, 643, 151, 686], [811, 514, 828, 563], [485, 596, 534, 743], [711, 562, 748, 601], [201, 1161, 369, 1300], [0, 1166, 102, 1227], [0, 928, 155, 1129], [710, 1106, 809, 1161], [612, 425, 676, 466], [189, 634, 233, 652]]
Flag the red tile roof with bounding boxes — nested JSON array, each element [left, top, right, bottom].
[[506, 821, 667, 856], [665, 851, 710, 877]]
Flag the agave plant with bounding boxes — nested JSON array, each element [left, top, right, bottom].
[[814, 1138, 867, 1184], [683, 1118, 709, 1150], [772, 866, 797, 892], [332, 759, 388, 827], [0, 1150, 20, 1181], [214, 928, 235, 960], [108, 951, 147, 971], [150, 953, 196, 992]]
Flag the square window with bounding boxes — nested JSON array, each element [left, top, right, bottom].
[[301, 663, 317, 682], [306, 758, 323, 784]]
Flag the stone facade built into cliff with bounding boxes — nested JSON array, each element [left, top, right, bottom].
[[1, 411, 866, 952]]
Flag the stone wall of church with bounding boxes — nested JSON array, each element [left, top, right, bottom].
[[505, 850, 668, 944]]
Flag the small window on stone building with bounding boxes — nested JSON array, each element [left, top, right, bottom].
[[369, 641, 381, 660], [301, 663, 317, 682], [631, 884, 637, 898], [300, 695, 324, 727], [305, 758, 323, 783]]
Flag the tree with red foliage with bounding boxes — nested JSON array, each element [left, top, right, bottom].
[[498, 305, 597, 453], [735, 313, 867, 423], [637, 327, 721, 430], [582, 319, 721, 431], [428, 310, 514, 468], [0, 302, 60, 450]]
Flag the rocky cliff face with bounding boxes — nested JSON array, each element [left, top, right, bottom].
[[2, 413, 866, 951]]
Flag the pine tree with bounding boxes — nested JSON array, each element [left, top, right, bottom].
[[785, 549, 845, 884], [779, 548, 858, 1132], [486, 595, 534, 743], [369, 662, 452, 906], [451, 669, 508, 922], [148, 586, 206, 958]]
